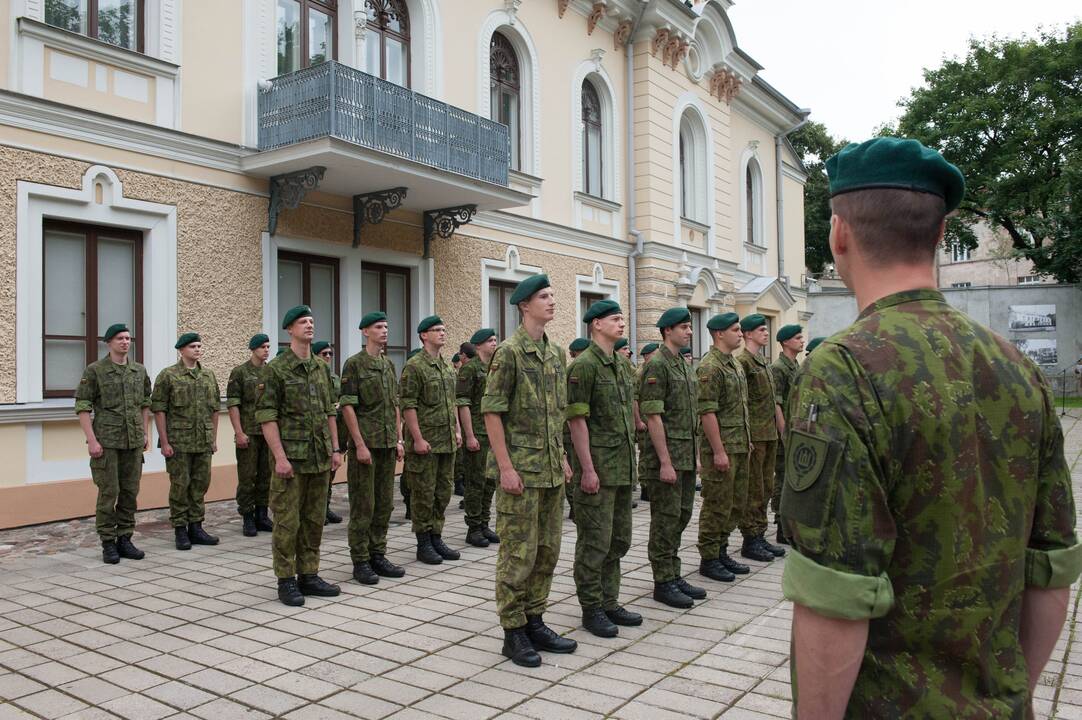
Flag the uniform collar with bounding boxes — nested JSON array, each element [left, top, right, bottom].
[[420, 349, 444, 366], [858, 288, 946, 321], [659, 344, 685, 368], [473, 355, 492, 371], [586, 341, 615, 365], [281, 348, 316, 372], [513, 325, 551, 358], [175, 360, 202, 373], [779, 353, 799, 369], [706, 346, 732, 362], [740, 347, 768, 366], [104, 357, 135, 373]]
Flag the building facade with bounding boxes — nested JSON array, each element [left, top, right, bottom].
[[938, 221, 1054, 289], [0, 0, 808, 528]]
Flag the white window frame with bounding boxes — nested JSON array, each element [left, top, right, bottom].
[[477, 11, 540, 177], [951, 282, 972, 288], [575, 263, 621, 334], [570, 59, 620, 206], [671, 94, 715, 254], [480, 245, 541, 330], [1018, 275, 1042, 285], [951, 244, 972, 262], [741, 153, 765, 249]]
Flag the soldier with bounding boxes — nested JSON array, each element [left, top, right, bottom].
[[256, 305, 342, 606], [638, 307, 706, 609], [458, 328, 500, 548], [400, 349, 422, 519], [451, 353, 462, 371], [483, 274, 577, 668], [639, 343, 659, 365], [400, 315, 462, 565], [695, 313, 752, 583], [564, 337, 591, 520], [805, 336, 824, 354], [615, 337, 632, 362], [781, 137, 1082, 716], [313, 341, 344, 525], [227, 333, 274, 537], [635, 343, 659, 504], [734, 315, 785, 562], [76, 323, 152, 564], [769, 324, 803, 545], [680, 346, 694, 364], [567, 300, 642, 638], [339, 312, 406, 585], [152, 333, 220, 551]]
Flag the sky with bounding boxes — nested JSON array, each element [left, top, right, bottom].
[[725, 0, 1081, 142]]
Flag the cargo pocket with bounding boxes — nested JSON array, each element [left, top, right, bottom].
[[508, 432, 544, 473], [280, 428, 310, 460]]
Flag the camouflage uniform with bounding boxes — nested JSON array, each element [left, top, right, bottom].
[[151, 362, 220, 527], [769, 353, 799, 522], [457, 355, 495, 531], [226, 360, 270, 516], [75, 358, 152, 541], [255, 349, 336, 578], [781, 289, 1082, 717], [326, 368, 345, 509], [695, 347, 751, 560], [736, 348, 778, 538], [638, 345, 698, 583], [339, 350, 400, 562], [400, 351, 458, 535], [566, 342, 636, 611], [483, 326, 568, 629]]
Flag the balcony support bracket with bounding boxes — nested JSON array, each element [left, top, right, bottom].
[[423, 204, 477, 258], [353, 187, 408, 248], [268, 166, 326, 235]]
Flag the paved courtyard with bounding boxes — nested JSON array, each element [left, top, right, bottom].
[[3, 412, 1082, 720]]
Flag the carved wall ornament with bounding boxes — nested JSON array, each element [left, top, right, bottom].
[[268, 167, 325, 236], [504, 0, 522, 25], [587, 1, 607, 35], [663, 34, 683, 67], [590, 48, 605, 73], [353, 187, 407, 247], [709, 66, 743, 103], [557, 0, 570, 19], [613, 18, 634, 49], [423, 205, 477, 258], [650, 27, 670, 57], [669, 37, 689, 69], [353, 10, 367, 39]]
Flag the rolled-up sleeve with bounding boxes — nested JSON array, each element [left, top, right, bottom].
[[481, 347, 513, 415], [565, 360, 593, 420], [638, 359, 666, 417]]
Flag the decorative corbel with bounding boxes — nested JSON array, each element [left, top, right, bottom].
[[504, 0, 522, 25], [352, 187, 407, 248], [669, 37, 690, 69], [590, 48, 605, 73], [587, 1, 607, 35], [663, 34, 683, 67], [268, 167, 325, 236], [353, 10, 367, 40], [422, 205, 477, 259], [557, 0, 570, 19], [613, 18, 634, 49], [651, 27, 670, 57]]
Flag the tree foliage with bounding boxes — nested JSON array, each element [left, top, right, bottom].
[[790, 122, 847, 274]]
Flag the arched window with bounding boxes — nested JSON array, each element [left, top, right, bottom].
[[489, 32, 521, 171], [582, 80, 603, 197], [678, 110, 707, 224], [365, 0, 410, 87], [745, 158, 764, 246]]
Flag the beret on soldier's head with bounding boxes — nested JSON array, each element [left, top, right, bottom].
[[508, 274, 550, 305], [312, 341, 332, 355], [569, 337, 591, 353], [583, 299, 622, 324], [459, 343, 476, 358], [407, 348, 422, 360], [614, 338, 630, 352], [359, 311, 387, 329], [640, 342, 659, 356], [740, 314, 767, 332], [707, 313, 740, 332], [776, 324, 803, 343], [417, 315, 444, 334], [174, 332, 201, 349], [103, 323, 129, 342], [276, 347, 287, 356], [470, 328, 496, 345], [680, 347, 693, 356], [827, 137, 965, 213], [806, 337, 825, 353], [656, 307, 692, 329], [282, 304, 313, 329], [248, 333, 269, 350], [451, 353, 461, 364]]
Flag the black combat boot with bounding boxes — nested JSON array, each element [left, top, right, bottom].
[[188, 523, 219, 546], [581, 608, 618, 638], [454, 478, 465, 496], [430, 534, 460, 560], [740, 535, 774, 562], [774, 515, 790, 545], [465, 527, 489, 548], [325, 507, 343, 524], [481, 526, 499, 544], [116, 535, 144, 560], [298, 574, 340, 597], [371, 554, 405, 578], [255, 506, 274, 531], [242, 512, 257, 537], [101, 539, 120, 565], [653, 580, 693, 609], [699, 558, 735, 582], [605, 606, 643, 626], [416, 533, 442, 565], [502, 627, 541, 667], [720, 547, 750, 575], [174, 526, 192, 551], [640, 484, 649, 502], [675, 577, 707, 600], [277, 577, 304, 606], [760, 535, 786, 557], [352, 562, 379, 585], [525, 615, 577, 653]]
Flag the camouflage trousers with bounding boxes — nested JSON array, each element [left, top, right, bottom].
[[741, 440, 777, 538], [463, 438, 495, 529], [270, 470, 329, 578], [166, 451, 212, 527], [495, 484, 564, 629], [90, 447, 143, 541], [573, 483, 632, 610], [644, 470, 697, 582], [772, 443, 784, 519], [697, 450, 749, 560], [346, 447, 397, 563], [235, 435, 270, 515], [405, 451, 455, 535]]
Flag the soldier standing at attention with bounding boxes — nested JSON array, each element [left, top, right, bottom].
[[76, 323, 152, 564], [695, 313, 752, 583], [339, 312, 406, 584], [735, 315, 785, 563], [768, 324, 803, 545], [256, 305, 342, 606], [563, 337, 591, 520], [567, 300, 642, 638], [400, 348, 422, 517], [313, 341, 344, 525], [638, 307, 706, 609], [400, 316, 461, 565], [458, 328, 500, 548], [227, 333, 274, 537], [635, 343, 659, 504], [782, 138, 1082, 717], [483, 274, 576, 668], [152, 333, 220, 551]]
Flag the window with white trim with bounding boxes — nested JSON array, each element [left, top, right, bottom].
[[46, 0, 145, 52], [581, 79, 603, 198], [951, 282, 972, 288], [679, 111, 708, 225], [490, 32, 521, 172], [745, 158, 764, 247], [949, 244, 971, 262], [1018, 275, 1042, 285], [277, 0, 337, 75]]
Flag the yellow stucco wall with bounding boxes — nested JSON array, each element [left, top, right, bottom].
[[180, 0, 245, 144], [0, 425, 28, 489]]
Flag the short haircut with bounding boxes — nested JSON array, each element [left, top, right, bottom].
[[831, 188, 947, 265]]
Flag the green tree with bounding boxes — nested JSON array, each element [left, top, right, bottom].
[[896, 24, 1082, 282], [790, 121, 847, 274]]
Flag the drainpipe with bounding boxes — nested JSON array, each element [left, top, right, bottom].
[[626, 1, 648, 350], [775, 115, 809, 286]]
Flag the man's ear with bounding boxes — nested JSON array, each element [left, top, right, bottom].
[[828, 214, 848, 258]]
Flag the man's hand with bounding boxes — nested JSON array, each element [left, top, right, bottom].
[[660, 461, 677, 485], [455, 430, 463, 448], [331, 451, 342, 473], [211, 441, 218, 453], [275, 456, 294, 478], [161, 442, 175, 459], [414, 438, 431, 455], [396, 442, 404, 462], [500, 467, 524, 495], [88, 440, 104, 459], [635, 419, 647, 432], [713, 450, 730, 473], [235, 432, 250, 449], [355, 444, 372, 464], [580, 468, 600, 494], [563, 457, 573, 483], [466, 436, 480, 452]]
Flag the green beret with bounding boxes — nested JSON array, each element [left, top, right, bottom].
[[707, 313, 740, 332], [359, 311, 387, 329], [827, 137, 965, 213], [459, 343, 477, 358], [640, 342, 659, 355], [508, 274, 550, 305], [776, 324, 803, 343], [248, 333, 269, 350], [174, 332, 201, 349], [451, 353, 461, 364], [583, 299, 622, 324], [282, 304, 313, 329], [407, 348, 422, 360], [417, 315, 444, 334], [656, 307, 691, 329], [103, 323, 129, 342], [312, 341, 332, 355], [276, 347, 287, 356], [806, 337, 825, 353], [740, 314, 767, 332], [680, 347, 693, 356], [614, 338, 629, 352], [569, 337, 591, 353], [471, 329, 496, 345]]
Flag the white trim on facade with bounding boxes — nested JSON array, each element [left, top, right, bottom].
[[479, 245, 541, 330], [472, 209, 630, 260], [575, 263, 621, 333], [671, 92, 716, 255], [739, 145, 765, 267], [570, 56, 621, 235]]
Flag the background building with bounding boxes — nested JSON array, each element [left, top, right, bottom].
[[938, 221, 1055, 289]]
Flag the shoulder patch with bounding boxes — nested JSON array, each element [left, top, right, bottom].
[[646, 377, 657, 384], [786, 429, 830, 492], [569, 376, 579, 384], [80, 378, 88, 384], [490, 362, 500, 370]]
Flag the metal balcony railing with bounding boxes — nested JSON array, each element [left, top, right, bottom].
[[258, 61, 511, 187]]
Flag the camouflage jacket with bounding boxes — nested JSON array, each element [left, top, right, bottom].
[[75, 357, 151, 450], [780, 289, 1082, 718], [254, 348, 336, 473], [339, 350, 399, 449], [455, 355, 490, 439], [638, 344, 698, 472], [770, 353, 800, 421], [225, 360, 267, 436], [481, 325, 568, 488], [695, 346, 751, 454], [400, 350, 457, 454], [150, 362, 219, 453], [736, 348, 778, 441], [565, 342, 636, 486]]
